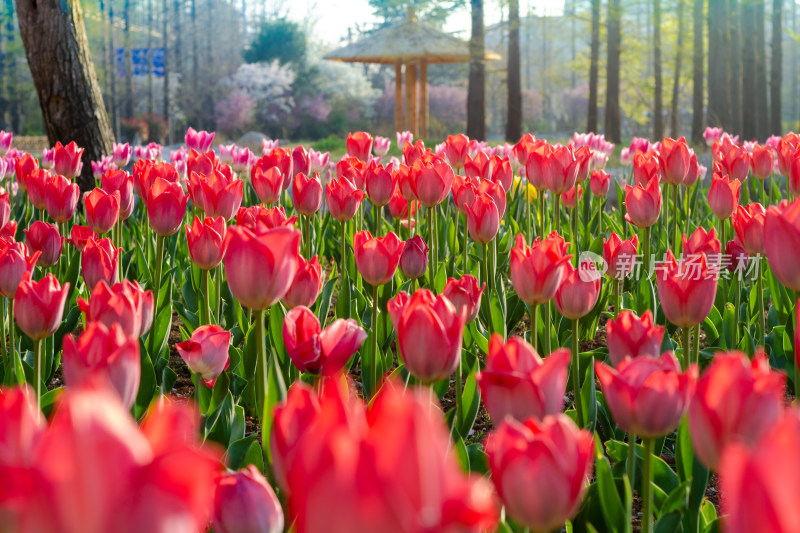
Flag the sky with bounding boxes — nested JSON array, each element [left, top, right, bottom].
[[281, 0, 567, 45]]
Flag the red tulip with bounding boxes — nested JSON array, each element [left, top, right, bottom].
[[554, 260, 601, 319], [195, 169, 243, 221], [278, 379, 498, 533], [452, 174, 478, 215], [186, 149, 218, 180], [688, 351, 785, 470], [632, 150, 661, 187], [25, 169, 48, 210], [573, 145, 593, 183], [544, 145, 579, 194], [78, 280, 154, 338], [595, 352, 697, 438], [387, 184, 414, 220], [24, 221, 62, 268], [185, 126, 215, 151], [223, 225, 301, 310], [524, 141, 550, 190], [176, 325, 231, 387], [213, 465, 285, 533], [353, 230, 403, 286], [590, 169, 611, 197], [478, 178, 507, 217], [101, 169, 135, 220], [764, 199, 800, 291], [82, 237, 120, 289], [715, 142, 751, 182], [719, 410, 800, 533], [683, 152, 701, 187], [346, 131, 373, 162], [624, 176, 662, 228], [442, 274, 485, 324], [365, 162, 394, 206], [292, 172, 323, 216], [606, 310, 664, 366], [0, 383, 44, 474], [464, 192, 500, 243], [84, 187, 120, 235], [325, 176, 364, 222], [282, 306, 367, 375], [466, 152, 513, 191], [732, 202, 766, 255], [283, 255, 323, 309], [790, 152, 800, 197], [510, 232, 572, 306], [0, 191, 9, 231], [14, 273, 69, 340], [409, 154, 455, 207], [43, 174, 79, 223], [398, 234, 428, 280], [14, 153, 38, 191], [658, 137, 691, 185], [11, 384, 222, 533], [750, 144, 775, 180], [0, 239, 39, 298], [776, 133, 800, 176], [251, 166, 284, 205], [68, 225, 97, 252], [62, 322, 140, 409], [336, 156, 367, 190], [388, 289, 466, 383], [477, 334, 570, 422], [561, 184, 582, 209], [656, 250, 717, 328], [52, 140, 84, 179], [725, 237, 750, 274], [132, 160, 180, 200], [0, 220, 16, 240], [235, 205, 297, 233], [253, 147, 293, 186], [402, 139, 430, 167], [485, 414, 593, 532], [603, 232, 638, 280], [444, 133, 470, 170], [683, 226, 722, 266], [707, 173, 741, 220], [146, 177, 188, 236], [185, 216, 227, 270]]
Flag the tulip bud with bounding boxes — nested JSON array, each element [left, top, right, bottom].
[[590, 169, 610, 197], [624, 176, 662, 228], [292, 173, 323, 216], [176, 325, 231, 387], [732, 202, 766, 255], [346, 131, 373, 162], [554, 260, 601, 320], [464, 192, 500, 243], [353, 230, 404, 287], [708, 173, 741, 220], [14, 272, 69, 340], [764, 199, 800, 291], [606, 310, 664, 366], [24, 221, 62, 268], [84, 187, 120, 235], [213, 465, 285, 533], [82, 237, 120, 290], [442, 274, 484, 324], [510, 232, 572, 306], [398, 235, 428, 280], [282, 255, 323, 309], [185, 216, 227, 270], [44, 174, 80, 223]]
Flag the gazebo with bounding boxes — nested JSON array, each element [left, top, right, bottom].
[[324, 9, 500, 138]]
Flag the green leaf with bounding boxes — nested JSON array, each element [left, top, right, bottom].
[[204, 391, 235, 447], [227, 435, 265, 472], [580, 358, 597, 431], [466, 443, 489, 475], [317, 276, 337, 326], [135, 341, 157, 417], [489, 290, 506, 337], [434, 267, 447, 293], [654, 512, 683, 533], [459, 351, 481, 437], [659, 480, 690, 516], [595, 453, 629, 533], [150, 302, 173, 360], [40, 387, 64, 418], [453, 436, 470, 473]]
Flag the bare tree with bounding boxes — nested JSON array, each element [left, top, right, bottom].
[[742, 0, 758, 138], [654, 0, 664, 139], [729, 0, 741, 133], [707, 0, 731, 128], [15, 0, 114, 192], [770, 0, 782, 134], [109, 0, 119, 136], [124, 0, 134, 119], [671, 0, 685, 137], [467, 0, 486, 140], [691, 0, 704, 142], [587, 0, 600, 133], [754, 0, 769, 140], [605, 0, 622, 143], [505, 0, 521, 142]]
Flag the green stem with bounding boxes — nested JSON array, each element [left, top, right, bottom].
[[370, 283, 379, 397], [583, 185, 591, 249], [572, 200, 579, 266], [733, 275, 741, 347], [194, 371, 203, 412], [201, 268, 210, 326], [627, 432, 637, 487], [642, 226, 651, 279], [33, 337, 42, 407], [253, 308, 268, 448], [455, 348, 463, 435], [9, 299, 15, 382], [340, 220, 347, 282], [543, 301, 552, 354], [758, 260, 766, 348], [642, 438, 655, 533], [427, 206, 435, 284], [303, 214, 310, 259], [554, 195, 561, 236], [571, 318, 584, 427], [376, 203, 383, 236], [481, 243, 488, 295], [526, 180, 532, 237], [149, 234, 165, 357], [673, 184, 679, 252], [489, 238, 496, 295], [693, 324, 701, 366], [529, 304, 538, 349], [681, 326, 691, 371], [462, 214, 469, 275], [215, 263, 222, 322], [539, 191, 546, 237], [0, 297, 6, 379], [614, 278, 621, 316]]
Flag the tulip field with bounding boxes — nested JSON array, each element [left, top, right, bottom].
[[2, 126, 800, 533]]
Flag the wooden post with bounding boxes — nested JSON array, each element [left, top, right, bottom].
[[405, 60, 418, 137], [395, 61, 403, 135], [419, 60, 428, 139]]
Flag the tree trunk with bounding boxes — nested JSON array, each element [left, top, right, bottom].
[[174, 0, 182, 78], [0, 0, 6, 128], [467, 0, 486, 140], [754, 0, 769, 140], [654, 0, 664, 139], [162, 0, 170, 142], [770, 0, 782, 134], [15, 0, 115, 192], [505, 0, 521, 142], [742, 0, 757, 138], [692, 0, 704, 143], [147, 0, 153, 115], [124, 0, 133, 119], [728, 0, 741, 133], [671, 0, 685, 137], [587, 0, 600, 133], [108, 0, 119, 137], [707, 0, 731, 127], [605, 0, 622, 143]]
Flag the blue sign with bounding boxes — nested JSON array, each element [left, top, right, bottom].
[[114, 47, 165, 78], [151, 48, 165, 77], [115, 48, 125, 78], [132, 48, 149, 76]]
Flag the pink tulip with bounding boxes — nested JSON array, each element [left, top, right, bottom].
[[545, 145, 579, 194], [52, 141, 84, 179], [251, 166, 284, 205], [365, 163, 394, 207], [24, 221, 62, 268], [398, 234, 428, 280], [510, 232, 572, 306], [43, 174, 79, 223], [590, 169, 611, 197], [14, 273, 69, 341], [292, 173, 323, 216], [185, 127, 215, 152], [146, 177, 188, 236], [442, 274, 485, 324], [603, 232, 638, 280], [78, 280, 154, 338], [176, 325, 231, 387], [101, 169, 135, 220], [282, 306, 366, 375], [624, 176, 662, 228], [213, 465, 285, 533], [0, 239, 39, 298], [764, 198, 800, 291], [409, 154, 454, 207], [81, 237, 120, 290], [708, 173, 741, 220], [656, 250, 717, 328], [658, 137, 691, 185], [554, 260, 601, 319], [84, 188, 120, 235], [464, 192, 500, 243], [112, 142, 132, 167], [595, 352, 697, 438], [732, 202, 766, 255], [325, 176, 364, 222], [282, 255, 323, 309], [346, 131, 373, 162], [186, 216, 227, 270], [606, 310, 664, 366], [353, 230, 404, 287], [477, 334, 570, 422]]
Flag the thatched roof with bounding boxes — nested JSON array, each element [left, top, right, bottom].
[[323, 17, 501, 64]]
